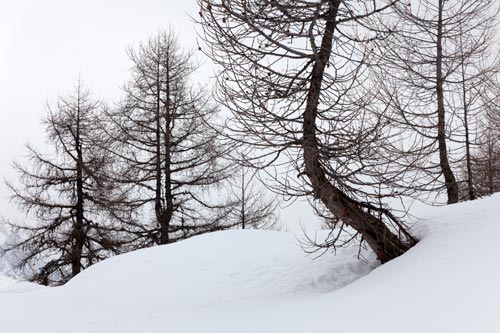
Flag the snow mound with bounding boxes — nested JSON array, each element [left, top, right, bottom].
[[0, 194, 499, 333], [66, 230, 374, 305]]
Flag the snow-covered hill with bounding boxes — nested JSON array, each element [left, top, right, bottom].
[[0, 194, 499, 333]]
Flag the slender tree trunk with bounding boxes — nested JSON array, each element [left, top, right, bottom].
[[241, 168, 246, 230], [464, 108, 474, 201], [155, 60, 165, 244], [460, 52, 475, 201], [302, 0, 414, 263], [488, 140, 494, 195], [436, 0, 459, 204], [72, 96, 85, 277], [160, 62, 174, 245]]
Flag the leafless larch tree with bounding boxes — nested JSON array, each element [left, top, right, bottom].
[[5, 82, 132, 285], [465, 95, 500, 197], [374, 0, 500, 204], [103, 29, 237, 246], [226, 167, 280, 230], [197, 0, 417, 263]]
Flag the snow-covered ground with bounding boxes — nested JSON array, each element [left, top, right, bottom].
[[0, 194, 499, 333]]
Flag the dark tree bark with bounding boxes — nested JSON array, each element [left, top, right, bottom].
[[435, 0, 459, 204], [72, 99, 85, 276], [302, 1, 411, 262], [461, 52, 475, 202]]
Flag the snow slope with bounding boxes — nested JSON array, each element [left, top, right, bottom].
[[0, 194, 499, 333]]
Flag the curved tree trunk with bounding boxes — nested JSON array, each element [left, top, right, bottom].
[[302, 0, 415, 263]]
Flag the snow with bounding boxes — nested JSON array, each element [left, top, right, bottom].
[[0, 194, 499, 332]]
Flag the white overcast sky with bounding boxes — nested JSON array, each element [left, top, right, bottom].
[[0, 0, 318, 232]]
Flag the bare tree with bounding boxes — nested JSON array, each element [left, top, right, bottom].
[[198, 0, 417, 263], [104, 29, 235, 246], [375, 0, 499, 204], [5, 81, 131, 285], [465, 96, 500, 197], [226, 167, 279, 230]]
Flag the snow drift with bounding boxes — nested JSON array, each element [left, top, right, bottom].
[[0, 194, 499, 333]]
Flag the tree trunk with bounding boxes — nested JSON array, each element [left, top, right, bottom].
[[302, 0, 414, 263], [160, 62, 174, 245], [241, 168, 246, 229], [154, 60, 165, 244], [436, 0, 459, 204], [72, 97, 85, 277], [488, 140, 494, 195], [461, 58, 475, 201]]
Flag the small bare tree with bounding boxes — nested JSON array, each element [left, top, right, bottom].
[[198, 0, 417, 263], [226, 167, 279, 230]]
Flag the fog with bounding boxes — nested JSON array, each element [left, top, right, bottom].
[[0, 0, 318, 232]]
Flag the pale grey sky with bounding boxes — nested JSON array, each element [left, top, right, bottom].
[[0, 0, 318, 233]]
